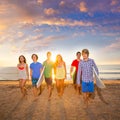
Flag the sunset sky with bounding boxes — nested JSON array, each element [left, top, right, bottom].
[[0, 0, 120, 66]]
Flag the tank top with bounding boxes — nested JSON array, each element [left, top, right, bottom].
[[17, 64, 28, 80], [55, 64, 65, 79]]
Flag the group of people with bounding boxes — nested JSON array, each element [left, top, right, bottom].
[[17, 49, 99, 107]]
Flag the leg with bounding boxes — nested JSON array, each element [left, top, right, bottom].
[[45, 78, 52, 100], [21, 80, 27, 96], [48, 85, 52, 100], [60, 79, 64, 96], [56, 80, 60, 96], [83, 92, 88, 108], [33, 86, 38, 97], [19, 80, 23, 93]]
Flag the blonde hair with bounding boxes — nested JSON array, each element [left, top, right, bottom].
[[55, 54, 64, 66], [82, 49, 89, 56]]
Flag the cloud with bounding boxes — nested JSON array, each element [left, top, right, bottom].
[[37, 18, 93, 27], [103, 38, 120, 52], [37, 0, 44, 5], [44, 8, 58, 16], [59, 1, 65, 6], [111, 0, 119, 6], [79, 1, 88, 12]]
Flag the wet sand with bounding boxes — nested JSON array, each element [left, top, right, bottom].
[[0, 80, 120, 120]]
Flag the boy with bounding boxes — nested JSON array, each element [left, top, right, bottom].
[[77, 49, 99, 108], [43, 52, 54, 101], [30, 54, 43, 98], [70, 51, 81, 94]]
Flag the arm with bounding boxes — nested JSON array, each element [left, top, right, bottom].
[[30, 68, 32, 80], [26, 64, 29, 79], [70, 66, 73, 78], [40, 64, 43, 74], [77, 62, 82, 85], [92, 60, 99, 75], [64, 62, 67, 79]]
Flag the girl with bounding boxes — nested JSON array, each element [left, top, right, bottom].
[[30, 54, 43, 98], [17, 55, 29, 98], [77, 49, 99, 108], [54, 54, 67, 97]]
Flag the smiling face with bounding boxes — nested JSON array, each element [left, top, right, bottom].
[[82, 53, 88, 60], [82, 49, 89, 60], [76, 52, 81, 60], [47, 52, 51, 60], [56, 55, 63, 63], [32, 54, 38, 62], [19, 55, 26, 63]]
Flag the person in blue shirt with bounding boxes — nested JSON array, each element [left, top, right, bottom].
[[77, 49, 99, 108], [30, 54, 43, 98]]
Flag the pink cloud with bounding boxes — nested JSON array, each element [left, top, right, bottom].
[[111, 0, 119, 6]]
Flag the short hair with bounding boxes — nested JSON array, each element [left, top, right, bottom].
[[47, 51, 51, 56], [82, 49, 89, 56], [76, 51, 81, 56], [31, 54, 38, 60]]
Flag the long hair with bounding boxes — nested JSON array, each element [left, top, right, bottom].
[[19, 55, 26, 63], [55, 54, 64, 67]]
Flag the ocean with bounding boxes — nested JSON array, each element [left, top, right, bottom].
[[0, 65, 120, 80]]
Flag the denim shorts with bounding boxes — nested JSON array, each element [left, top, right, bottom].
[[82, 81, 94, 92], [32, 78, 39, 86]]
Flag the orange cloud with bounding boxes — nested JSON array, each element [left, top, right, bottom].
[[79, 2, 88, 12], [37, 18, 93, 27], [37, 0, 44, 5], [44, 8, 58, 16]]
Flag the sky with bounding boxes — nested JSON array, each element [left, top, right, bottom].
[[0, 0, 120, 67]]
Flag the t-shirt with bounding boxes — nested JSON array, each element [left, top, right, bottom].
[[71, 59, 80, 72], [43, 60, 54, 78], [30, 62, 43, 79]]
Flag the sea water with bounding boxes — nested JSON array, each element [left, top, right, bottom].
[[0, 65, 120, 80]]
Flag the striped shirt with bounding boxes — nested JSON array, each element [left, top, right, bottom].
[[77, 58, 99, 84]]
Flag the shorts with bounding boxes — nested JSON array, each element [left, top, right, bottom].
[[45, 77, 52, 85], [32, 78, 39, 86], [82, 81, 94, 93]]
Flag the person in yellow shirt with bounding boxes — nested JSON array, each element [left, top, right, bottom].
[[54, 54, 67, 97]]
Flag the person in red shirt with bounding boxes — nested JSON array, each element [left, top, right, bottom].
[[70, 51, 81, 94]]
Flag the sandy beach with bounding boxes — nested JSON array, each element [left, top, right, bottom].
[[0, 80, 120, 120]]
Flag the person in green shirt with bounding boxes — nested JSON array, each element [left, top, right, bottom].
[[43, 52, 54, 101]]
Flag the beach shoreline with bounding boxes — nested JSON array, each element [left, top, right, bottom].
[[0, 79, 120, 120]]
